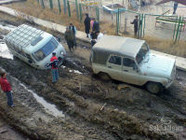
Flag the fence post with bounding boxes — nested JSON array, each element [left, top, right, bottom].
[[57, 0, 61, 13], [63, 0, 67, 14], [178, 17, 184, 42], [173, 16, 178, 41], [79, 3, 82, 22], [175, 16, 181, 43], [143, 14, 146, 37], [67, 0, 71, 17], [137, 14, 140, 38], [49, 0, 53, 10], [41, 0, 45, 8], [96, 7, 100, 23], [140, 14, 143, 38], [75, 0, 79, 19], [116, 8, 120, 35]]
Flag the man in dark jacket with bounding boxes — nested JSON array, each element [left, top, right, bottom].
[[84, 13, 91, 38], [92, 20, 100, 32], [173, 2, 178, 14], [69, 23, 77, 47], [0, 72, 14, 107], [65, 27, 75, 52], [131, 15, 139, 36], [50, 52, 59, 83]]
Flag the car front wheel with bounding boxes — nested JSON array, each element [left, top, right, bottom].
[[146, 82, 163, 94], [98, 72, 111, 81]]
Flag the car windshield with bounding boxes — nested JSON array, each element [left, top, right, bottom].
[[33, 38, 58, 61], [136, 43, 149, 64]]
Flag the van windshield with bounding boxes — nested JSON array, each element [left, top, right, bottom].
[[136, 43, 149, 64], [33, 38, 58, 61]]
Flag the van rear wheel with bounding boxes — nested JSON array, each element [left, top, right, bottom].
[[98, 72, 110, 81], [146, 82, 163, 94]]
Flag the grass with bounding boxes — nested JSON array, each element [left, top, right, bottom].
[[4, 0, 186, 57]]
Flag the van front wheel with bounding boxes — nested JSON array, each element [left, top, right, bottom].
[[146, 82, 163, 94], [98, 72, 110, 81]]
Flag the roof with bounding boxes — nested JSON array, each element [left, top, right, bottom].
[[93, 35, 145, 58], [156, 0, 186, 6], [4, 24, 44, 50]]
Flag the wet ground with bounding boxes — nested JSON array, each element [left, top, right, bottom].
[[0, 19, 186, 140]]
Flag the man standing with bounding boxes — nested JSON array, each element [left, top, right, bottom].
[[50, 52, 59, 83], [65, 27, 75, 52], [131, 15, 139, 37], [0, 72, 14, 107], [173, 2, 178, 14], [93, 20, 100, 32], [84, 13, 91, 38], [69, 23, 77, 47]]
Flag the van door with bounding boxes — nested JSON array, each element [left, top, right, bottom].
[[122, 57, 141, 85], [106, 55, 122, 81]]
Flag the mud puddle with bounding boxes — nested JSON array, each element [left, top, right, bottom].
[[0, 66, 65, 119], [19, 83, 65, 118]]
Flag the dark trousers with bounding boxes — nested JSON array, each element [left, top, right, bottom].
[[67, 41, 74, 52], [5, 91, 13, 106], [134, 27, 138, 36]]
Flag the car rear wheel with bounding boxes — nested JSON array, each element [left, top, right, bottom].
[[98, 72, 111, 81], [146, 82, 163, 94]]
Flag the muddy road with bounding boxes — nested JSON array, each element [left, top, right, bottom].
[[0, 19, 186, 140]]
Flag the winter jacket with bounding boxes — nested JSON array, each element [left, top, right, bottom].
[[92, 21, 100, 32], [84, 16, 91, 33], [0, 77, 12, 92], [65, 30, 75, 42], [131, 19, 138, 30], [50, 56, 58, 69], [69, 25, 77, 35]]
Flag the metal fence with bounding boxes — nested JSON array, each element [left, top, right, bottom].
[[37, 0, 186, 43]]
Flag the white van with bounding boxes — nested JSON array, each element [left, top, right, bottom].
[[4, 24, 66, 69], [90, 35, 176, 94]]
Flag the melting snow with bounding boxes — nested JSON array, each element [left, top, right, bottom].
[[0, 42, 13, 59]]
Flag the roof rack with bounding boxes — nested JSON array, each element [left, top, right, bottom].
[[5, 24, 44, 51]]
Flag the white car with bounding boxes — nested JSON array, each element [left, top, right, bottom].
[[90, 35, 176, 94], [4, 24, 66, 69]]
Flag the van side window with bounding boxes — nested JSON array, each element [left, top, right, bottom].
[[123, 58, 136, 67], [109, 56, 121, 65]]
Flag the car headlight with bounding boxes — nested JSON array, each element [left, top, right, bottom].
[[60, 51, 64, 55]]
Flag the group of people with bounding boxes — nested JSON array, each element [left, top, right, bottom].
[[84, 13, 103, 46]]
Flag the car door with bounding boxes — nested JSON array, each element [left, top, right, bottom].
[[106, 55, 123, 81], [122, 57, 141, 85]]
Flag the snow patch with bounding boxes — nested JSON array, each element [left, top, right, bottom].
[[0, 42, 13, 59], [69, 69, 82, 74]]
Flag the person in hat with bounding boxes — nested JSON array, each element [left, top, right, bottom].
[[50, 52, 59, 83], [0, 72, 14, 107]]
